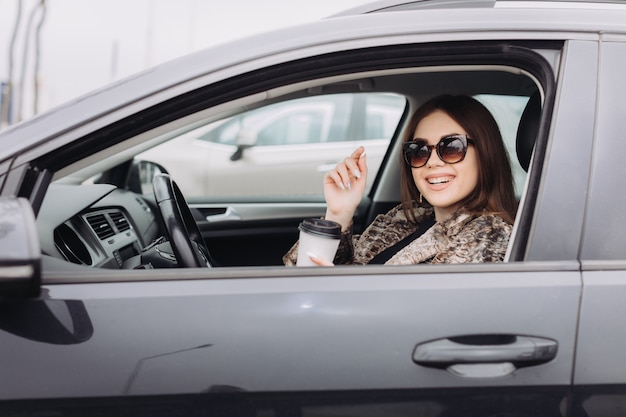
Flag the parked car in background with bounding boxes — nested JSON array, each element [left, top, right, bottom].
[[1, 0, 626, 416], [138, 93, 406, 197]]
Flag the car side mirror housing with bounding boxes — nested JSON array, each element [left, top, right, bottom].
[[230, 129, 257, 161], [0, 197, 41, 297]]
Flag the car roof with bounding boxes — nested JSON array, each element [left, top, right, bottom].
[[331, 0, 626, 16], [331, 0, 495, 15]]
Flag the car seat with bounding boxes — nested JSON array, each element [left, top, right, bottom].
[[516, 91, 542, 172]]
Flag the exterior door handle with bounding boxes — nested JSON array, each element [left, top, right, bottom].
[[413, 334, 558, 378]]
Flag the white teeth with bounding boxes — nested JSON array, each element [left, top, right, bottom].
[[428, 177, 451, 184]]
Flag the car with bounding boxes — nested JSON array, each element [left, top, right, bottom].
[[0, 0, 625, 415], [136, 93, 406, 198]]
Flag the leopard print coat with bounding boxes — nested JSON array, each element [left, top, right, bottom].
[[283, 204, 512, 266]]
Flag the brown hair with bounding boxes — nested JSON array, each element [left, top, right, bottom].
[[400, 95, 517, 224]]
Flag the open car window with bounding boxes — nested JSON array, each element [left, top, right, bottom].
[[27, 37, 561, 271]]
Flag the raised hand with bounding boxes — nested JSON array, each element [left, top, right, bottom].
[[323, 146, 368, 230]]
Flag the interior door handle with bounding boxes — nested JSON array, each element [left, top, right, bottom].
[[413, 334, 558, 378], [205, 207, 241, 223]]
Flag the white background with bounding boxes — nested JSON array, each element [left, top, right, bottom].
[[0, 0, 371, 123]]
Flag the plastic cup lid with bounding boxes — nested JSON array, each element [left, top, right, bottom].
[[299, 218, 341, 239]]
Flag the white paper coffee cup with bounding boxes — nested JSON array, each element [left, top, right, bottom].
[[296, 218, 342, 266]]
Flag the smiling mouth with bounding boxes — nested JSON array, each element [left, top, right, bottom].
[[427, 176, 453, 185]]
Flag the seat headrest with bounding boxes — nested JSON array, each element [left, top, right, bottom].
[[516, 91, 542, 172]]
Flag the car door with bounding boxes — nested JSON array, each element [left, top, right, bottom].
[[0, 264, 580, 416], [2, 47, 585, 417], [573, 37, 626, 416], [0, 6, 605, 415]]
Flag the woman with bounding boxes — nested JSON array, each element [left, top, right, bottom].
[[283, 94, 517, 266]]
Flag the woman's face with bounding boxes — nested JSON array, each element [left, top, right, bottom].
[[411, 110, 479, 222]]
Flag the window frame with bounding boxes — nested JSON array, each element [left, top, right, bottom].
[[32, 40, 560, 271]]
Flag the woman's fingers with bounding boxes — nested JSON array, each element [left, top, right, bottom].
[[323, 147, 368, 228], [351, 146, 365, 159], [308, 252, 334, 266], [336, 158, 354, 190], [325, 167, 350, 190], [347, 146, 365, 179], [357, 150, 367, 174], [326, 146, 366, 191]]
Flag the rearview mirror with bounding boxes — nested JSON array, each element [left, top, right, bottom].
[[0, 198, 41, 297]]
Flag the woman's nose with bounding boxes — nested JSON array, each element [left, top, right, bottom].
[[425, 147, 444, 167]]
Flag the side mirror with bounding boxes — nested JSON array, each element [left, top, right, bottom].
[[130, 159, 169, 195], [230, 129, 257, 162], [0, 197, 41, 297]]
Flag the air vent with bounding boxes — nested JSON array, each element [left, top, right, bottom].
[[86, 213, 115, 240], [110, 211, 130, 232], [54, 224, 92, 265]]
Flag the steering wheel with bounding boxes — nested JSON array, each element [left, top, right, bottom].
[[152, 174, 213, 267]]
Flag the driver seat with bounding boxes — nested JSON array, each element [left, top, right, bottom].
[[516, 91, 542, 172]]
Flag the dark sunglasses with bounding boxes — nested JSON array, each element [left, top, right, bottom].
[[402, 134, 475, 168]]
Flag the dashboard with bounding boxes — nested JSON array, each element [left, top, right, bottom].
[[38, 184, 161, 269]]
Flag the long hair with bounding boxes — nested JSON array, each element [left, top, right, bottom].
[[400, 95, 517, 224]]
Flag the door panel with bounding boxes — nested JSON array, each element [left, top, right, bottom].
[[191, 202, 325, 266], [190, 199, 375, 266], [573, 268, 626, 416], [524, 40, 596, 262], [573, 40, 626, 416], [3, 264, 580, 416]]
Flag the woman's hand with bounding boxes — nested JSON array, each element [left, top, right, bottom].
[[323, 146, 368, 230]]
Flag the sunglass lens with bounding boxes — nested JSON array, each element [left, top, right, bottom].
[[438, 136, 466, 163], [405, 142, 429, 167]]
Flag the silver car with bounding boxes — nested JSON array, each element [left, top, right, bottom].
[[137, 93, 406, 197], [0, 0, 624, 415]]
